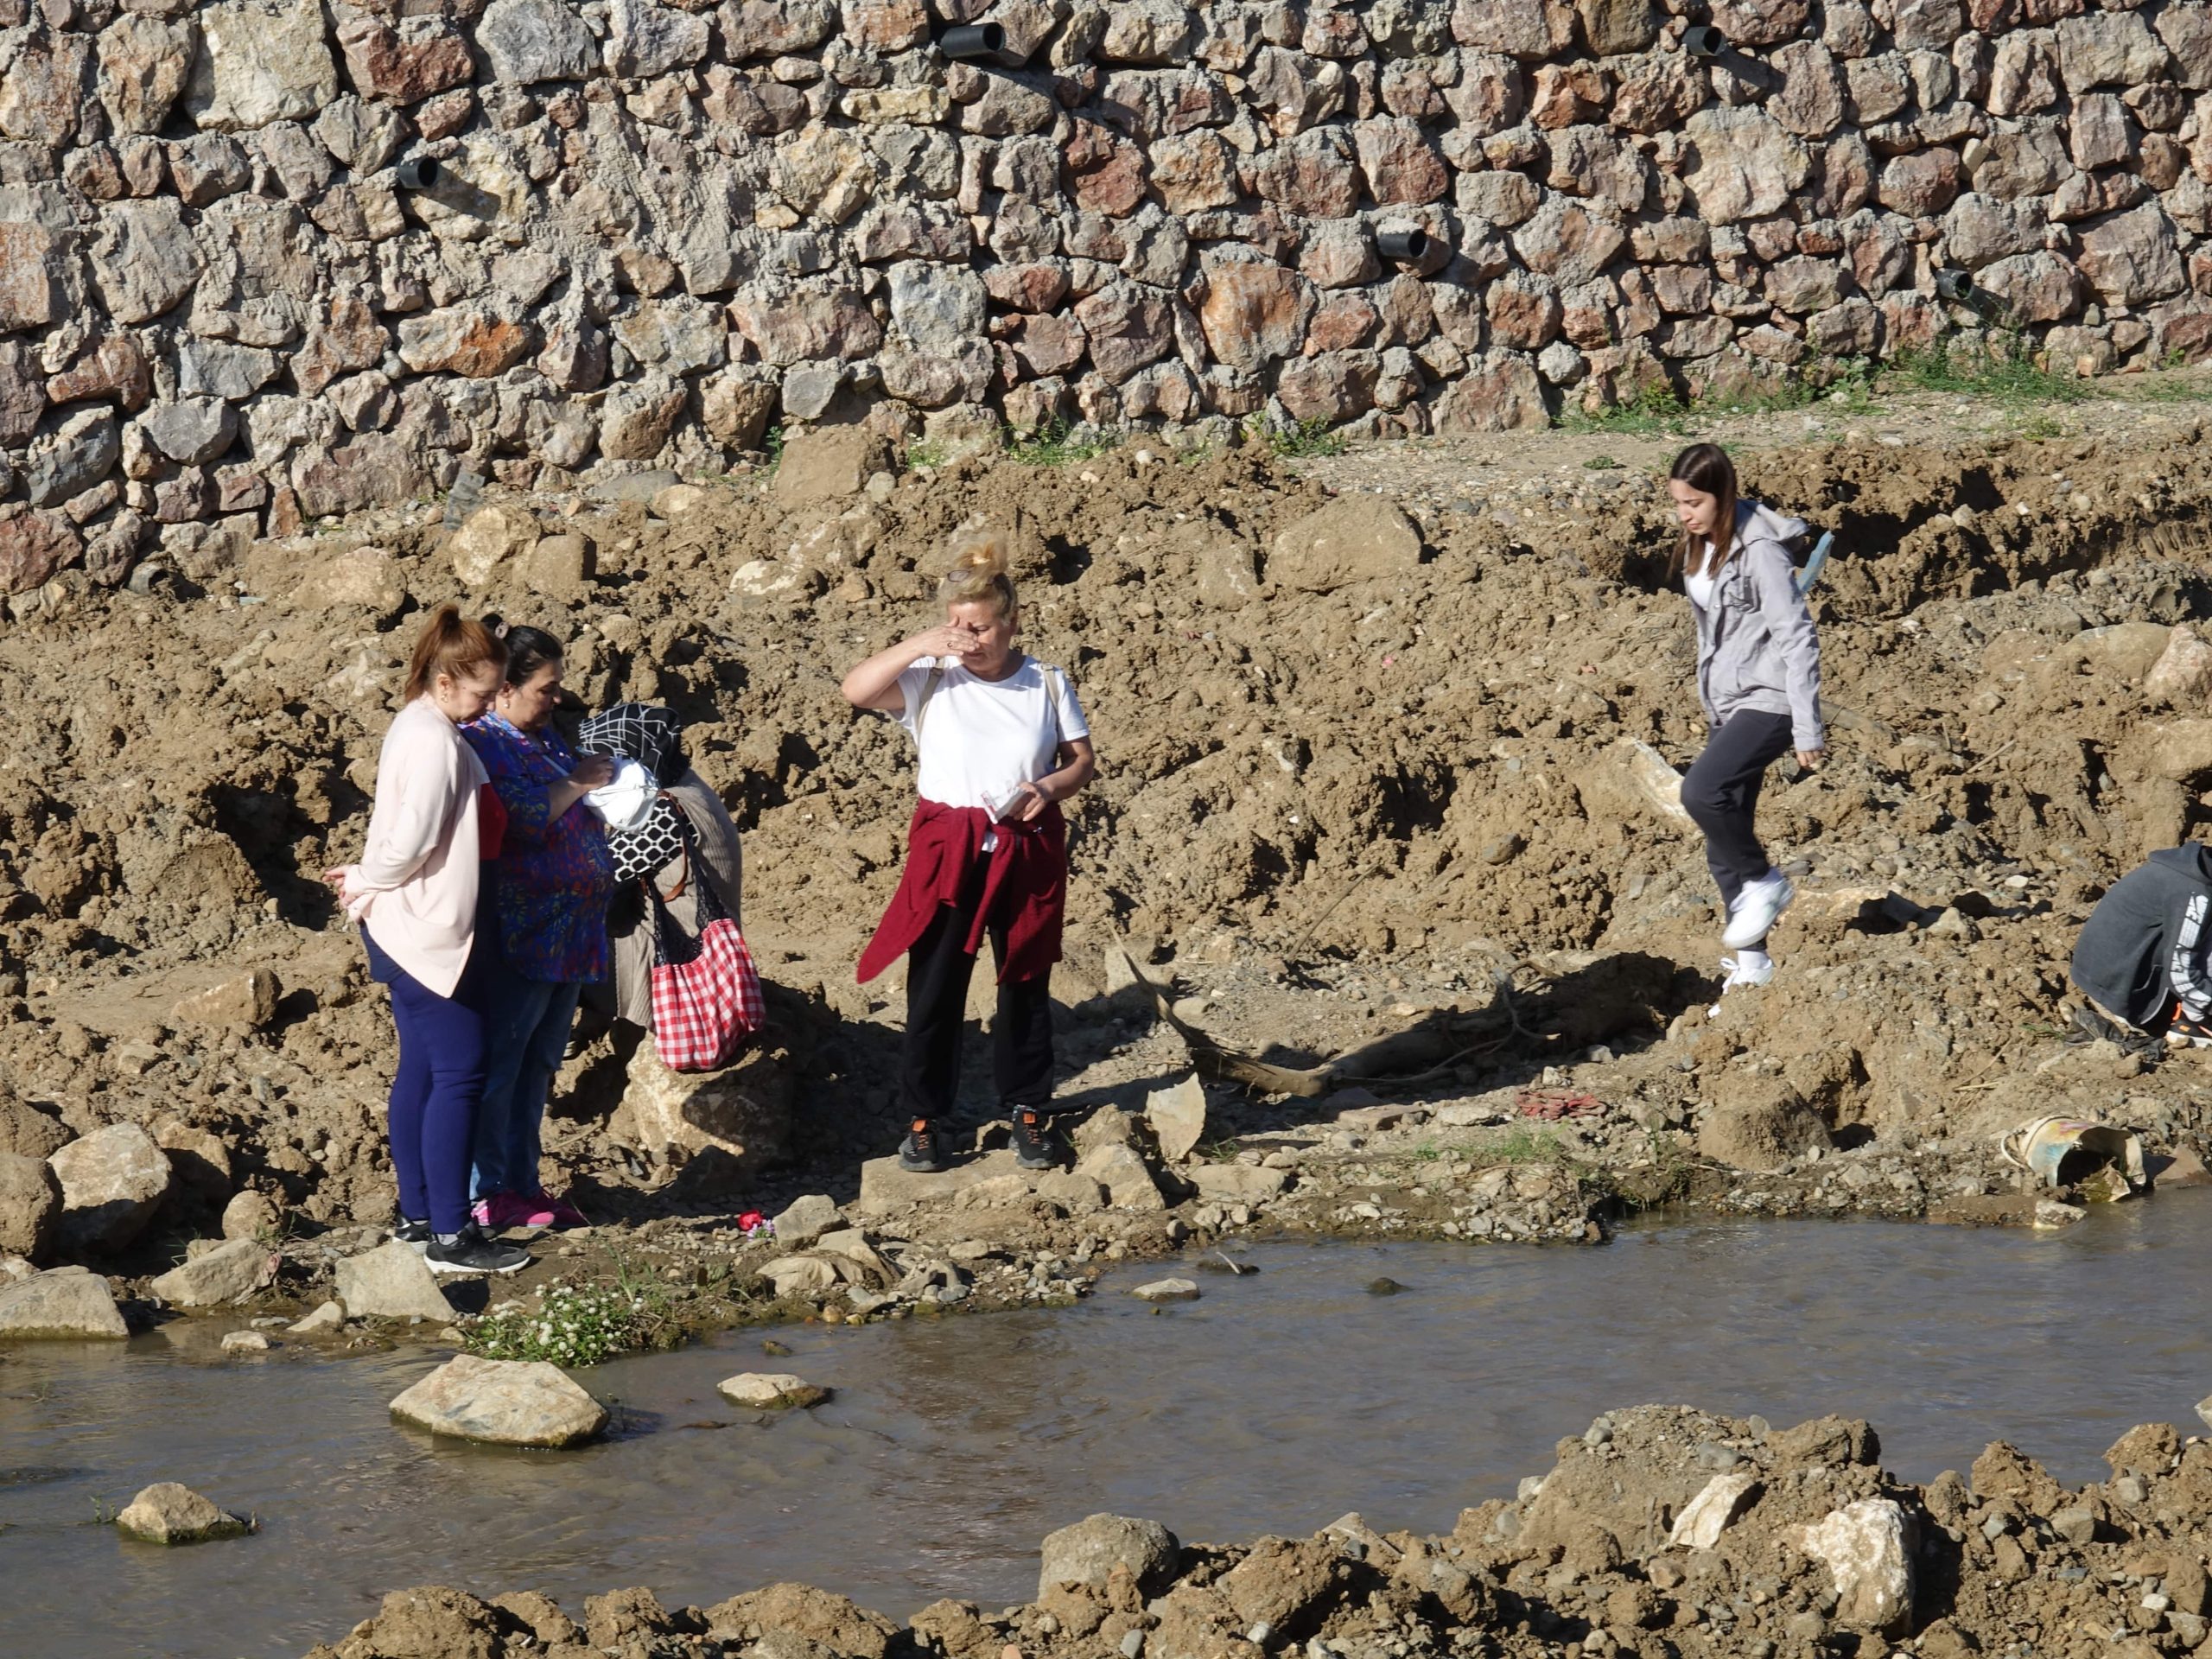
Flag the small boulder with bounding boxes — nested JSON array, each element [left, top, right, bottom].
[[2147, 624, 2212, 707], [168, 968, 280, 1031], [220, 1189, 279, 1241], [772, 1193, 845, 1247], [288, 1300, 346, 1334], [1131, 1278, 1200, 1302], [0, 1265, 129, 1339], [220, 1329, 270, 1354], [448, 504, 541, 587], [0, 1253, 32, 1283], [1188, 1163, 1290, 1204], [389, 1354, 608, 1447], [1033, 1171, 1108, 1214], [0, 1149, 60, 1262], [651, 482, 711, 518], [1802, 1497, 1915, 1633], [1038, 1513, 1182, 1599], [149, 1236, 276, 1308], [1669, 1471, 1761, 1548], [774, 426, 892, 508], [756, 1255, 843, 1297], [1146, 1075, 1209, 1165], [1074, 1142, 1167, 1211], [334, 1239, 455, 1322], [1268, 495, 1422, 594], [115, 1482, 250, 1545], [49, 1122, 174, 1255], [717, 1371, 831, 1409]]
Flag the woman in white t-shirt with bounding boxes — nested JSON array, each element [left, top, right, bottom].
[[842, 535, 1097, 1175]]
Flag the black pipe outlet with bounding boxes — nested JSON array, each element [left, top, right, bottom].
[[1376, 226, 1430, 264], [940, 22, 1007, 60], [395, 157, 440, 191], [1935, 268, 1974, 302], [1682, 23, 1726, 56]]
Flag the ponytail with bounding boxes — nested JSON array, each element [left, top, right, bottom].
[[403, 603, 507, 701], [936, 531, 1017, 619]]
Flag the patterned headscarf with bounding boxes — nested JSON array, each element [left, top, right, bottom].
[[580, 703, 690, 885]]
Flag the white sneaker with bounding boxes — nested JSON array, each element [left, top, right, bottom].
[[1722, 871, 1796, 949], [1707, 954, 1775, 1017]]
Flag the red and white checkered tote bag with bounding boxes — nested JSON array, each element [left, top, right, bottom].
[[645, 846, 765, 1072]]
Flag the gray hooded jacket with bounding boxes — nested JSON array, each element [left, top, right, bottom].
[[1689, 499, 1824, 752]]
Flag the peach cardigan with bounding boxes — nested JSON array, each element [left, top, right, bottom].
[[339, 696, 489, 997]]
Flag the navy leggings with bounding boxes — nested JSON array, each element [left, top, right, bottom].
[[1681, 709, 1796, 914], [365, 927, 486, 1236]]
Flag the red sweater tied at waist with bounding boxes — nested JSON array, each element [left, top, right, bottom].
[[856, 799, 1066, 986]]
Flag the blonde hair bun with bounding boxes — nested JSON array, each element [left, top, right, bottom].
[[938, 529, 1018, 615]]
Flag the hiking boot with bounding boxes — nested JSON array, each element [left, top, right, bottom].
[[898, 1121, 944, 1173], [1010, 1106, 1058, 1171], [1722, 870, 1796, 950], [2169, 1014, 2212, 1049], [425, 1224, 532, 1276], [391, 1217, 431, 1252], [1707, 953, 1774, 1017]]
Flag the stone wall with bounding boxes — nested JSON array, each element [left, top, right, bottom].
[[6, 0, 2212, 588]]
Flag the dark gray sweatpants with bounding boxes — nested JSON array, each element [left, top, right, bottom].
[[1681, 709, 1795, 919]]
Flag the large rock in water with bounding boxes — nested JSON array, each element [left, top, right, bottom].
[[1036, 1513, 1181, 1599], [0, 1265, 129, 1338], [388, 1355, 608, 1447], [717, 1371, 831, 1409], [115, 1483, 250, 1544], [149, 1236, 276, 1308], [1802, 1497, 1916, 1632], [334, 1239, 455, 1322], [0, 1150, 60, 1261], [48, 1122, 173, 1255], [1268, 495, 1423, 594]]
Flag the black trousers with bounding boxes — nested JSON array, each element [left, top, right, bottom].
[[1680, 709, 1795, 915], [900, 883, 1054, 1124]]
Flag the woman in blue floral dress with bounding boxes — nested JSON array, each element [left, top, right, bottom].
[[462, 624, 616, 1230]]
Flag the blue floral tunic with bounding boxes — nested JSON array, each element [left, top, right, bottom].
[[461, 712, 614, 984]]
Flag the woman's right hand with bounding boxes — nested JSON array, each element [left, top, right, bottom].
[[908, 624, 981, 663], [569, 755, 618, 790]]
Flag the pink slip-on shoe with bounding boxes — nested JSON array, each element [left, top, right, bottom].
[[476, 1192, 558, 1230], [532, 1188, 588, 1230]]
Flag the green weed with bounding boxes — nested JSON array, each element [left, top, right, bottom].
[[1248, 414, 1348, 458], [1560, 380, 1689, 435], [1879, 337, 2090, 405], [763, 425, 785, 469], [905, 440, 949, 471], [1582, 454, 1623, 471], [1007, 416, 1116, 467]]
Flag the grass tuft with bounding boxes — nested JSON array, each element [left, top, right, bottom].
[[1007, 416, 1117, 467], [1248, 414, 1348, 458]]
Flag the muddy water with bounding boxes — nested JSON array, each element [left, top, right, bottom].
[[7, 1205, 2211, 1659]]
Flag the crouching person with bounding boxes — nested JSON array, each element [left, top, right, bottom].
[[840, 535, 1096, 1174], [2069, 844, 2212, 1048]]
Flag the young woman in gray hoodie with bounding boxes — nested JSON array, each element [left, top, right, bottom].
[[1665, 443, 1825, 1002]]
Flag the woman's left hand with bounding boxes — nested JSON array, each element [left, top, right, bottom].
[[1010, 779, 1057, 822]]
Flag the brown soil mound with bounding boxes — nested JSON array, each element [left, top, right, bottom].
[[7, 398, 2212, 1274]]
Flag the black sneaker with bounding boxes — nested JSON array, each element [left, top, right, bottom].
[[898, 1121, 944, 1173], [2171, 1014, 2212, 1050], [424, 1224, 531, 1276], [1010, 1107, 1058, 1171], [392, 1217, 431, 1253]]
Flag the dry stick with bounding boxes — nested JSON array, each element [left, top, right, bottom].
[[1282, 862, 1380, 960]]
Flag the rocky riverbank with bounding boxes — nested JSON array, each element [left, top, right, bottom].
[[8, 387, 2212, 1349], [306, 1399, 2212, 1659]]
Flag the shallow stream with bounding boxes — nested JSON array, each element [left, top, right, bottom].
[[6, 1205, 2211, 1659]]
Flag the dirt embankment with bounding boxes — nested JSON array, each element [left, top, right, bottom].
[[7, 391, 2212, 1331], [308, 1402, 2212, 1659]]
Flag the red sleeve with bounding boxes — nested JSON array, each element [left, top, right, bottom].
[[478, 784, 509, 860]]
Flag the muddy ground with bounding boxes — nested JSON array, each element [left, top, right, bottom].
[[309, 1402, 2212, 1659], [9, 374, 2212, 1336]]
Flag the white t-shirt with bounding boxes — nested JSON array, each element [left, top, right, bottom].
[[895, 655, 1090, 814], [1683, 563, 1719, 613]]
